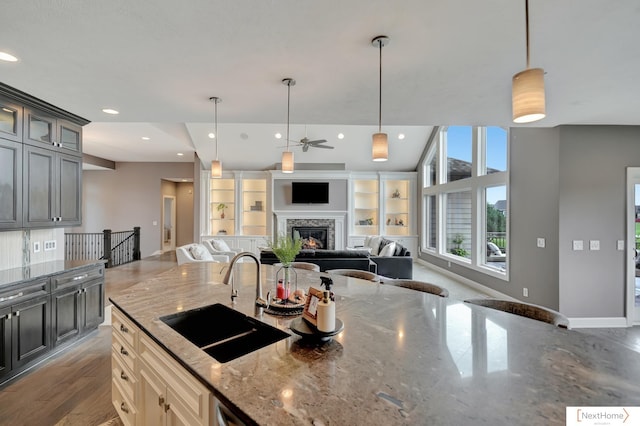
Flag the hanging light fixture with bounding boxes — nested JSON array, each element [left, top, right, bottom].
[[281, 78, 295, 173], [512, 0, 545, 123], [209, 97, 222, 178], [371, 35, 389, 162]]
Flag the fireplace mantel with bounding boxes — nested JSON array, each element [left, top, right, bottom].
[[273, 211, 346, 250]]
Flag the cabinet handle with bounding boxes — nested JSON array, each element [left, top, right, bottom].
[[0, 292, 23, 302], [158, 396, 165, 407], [120, 324, 129, 333], [120, 402, 129, 414], [164, 403, 171, 413], [14, 311, 19, 317], [120, 371, 128, 381], [73, 274, 88, 281], [1, 313, 10, 320], [120, 346, 128, 356]]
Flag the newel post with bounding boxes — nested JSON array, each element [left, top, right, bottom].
[[133, 226, 141, 261], [103, 229, 112, 268]]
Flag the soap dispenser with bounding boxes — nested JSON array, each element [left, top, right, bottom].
[[317, 277, 336, 333]]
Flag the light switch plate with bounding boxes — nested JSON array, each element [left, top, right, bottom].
[[617, 240, 625, 251], [537, 238, 545, 248], [572, 240, 584, 251], [589, 240, 600, 251]]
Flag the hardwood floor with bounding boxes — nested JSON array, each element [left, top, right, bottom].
[[0, 252, 177, 426]]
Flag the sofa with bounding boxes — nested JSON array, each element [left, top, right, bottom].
[[176, 243, 230, 266], [260, 237, 413, 279]]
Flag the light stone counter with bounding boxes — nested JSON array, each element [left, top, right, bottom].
[[109, 262, 640, 425]]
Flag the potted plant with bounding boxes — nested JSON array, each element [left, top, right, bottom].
[[269, 233, 303, 301], [217, 203, 228, 219], [450, 233, 468, 257]]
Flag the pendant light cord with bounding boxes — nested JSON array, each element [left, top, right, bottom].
[[525, 0, 530, 69], [378, 39, 383, 133], [214, 99, 219, 161], [286, 82, 291, 151]]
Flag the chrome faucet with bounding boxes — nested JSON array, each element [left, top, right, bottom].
[[221, 252, 265, 306]]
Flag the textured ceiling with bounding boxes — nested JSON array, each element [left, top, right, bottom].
[[1, 0, 638, 171]]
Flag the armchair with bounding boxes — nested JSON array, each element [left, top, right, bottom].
[[202, 239, 243, 259]]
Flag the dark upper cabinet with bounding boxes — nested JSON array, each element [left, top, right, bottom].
[[23, 145, 82, 228], [0, 96, 22, 143], [23, 108, 83, 156], [0, 139, 22, 229]]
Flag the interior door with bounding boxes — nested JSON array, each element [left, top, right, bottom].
[[626, 168, 640, 325], [162, 196, 176, 252]]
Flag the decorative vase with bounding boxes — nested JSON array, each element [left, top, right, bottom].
[[220, 211, 225, 219], [275, 264, 297, 303]]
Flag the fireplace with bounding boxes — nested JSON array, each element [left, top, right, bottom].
[[292, 226, 328, 249]]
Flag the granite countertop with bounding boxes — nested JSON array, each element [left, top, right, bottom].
[[0, 260, 106, 288], [110, 262, 640, 425]]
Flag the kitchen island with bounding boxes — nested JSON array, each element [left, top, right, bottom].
[[110, 262, 640, 425]]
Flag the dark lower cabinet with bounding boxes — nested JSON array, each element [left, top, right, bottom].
[[0, 263, 104, 386]]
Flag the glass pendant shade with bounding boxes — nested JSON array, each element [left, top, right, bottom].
[[512, 67, 546, 123], [282, 151, 294, 173], [211, 159, 222, 178], [372, 132, 388, 162]]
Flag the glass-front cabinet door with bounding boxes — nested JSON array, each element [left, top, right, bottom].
[[58, 120, 82, 153], [0, 97, 22, 142], [24, 108, 55, 147]]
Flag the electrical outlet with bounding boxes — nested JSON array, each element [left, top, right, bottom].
[[537, 238, 545, 248], [589, 240, 600, 251], [33, 242, 41, 253], [44, 240, 57, 251], [523, 288, 529, 297], [572, 240, 583, 251]]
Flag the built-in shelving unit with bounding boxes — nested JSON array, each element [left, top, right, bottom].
[[353, 179, 379, 236], [210, 178, 235, 236], [241, 178, 267, 236], [383, 179, 410, 236]]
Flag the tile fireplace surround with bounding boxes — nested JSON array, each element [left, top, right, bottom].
[[274, 212, 346, 250]]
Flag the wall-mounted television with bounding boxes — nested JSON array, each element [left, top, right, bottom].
[[291, 181, 329, 204]]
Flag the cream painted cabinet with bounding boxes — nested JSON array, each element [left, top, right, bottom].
[[111, 306, 213, 426]]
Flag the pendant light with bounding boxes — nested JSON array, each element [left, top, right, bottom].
[[281, 78, 295, 173], [512, 0, 545, 123], [209, 97, 222, 178], [372, 35, 389, 162]]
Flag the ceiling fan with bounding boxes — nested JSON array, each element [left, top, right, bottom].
[[278, 136, 334, 152]]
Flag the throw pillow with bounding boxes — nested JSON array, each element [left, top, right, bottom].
[[212, 239, 231, 252], [368, 236, 382, 255], [190, 244, 213, 261], [378, 242, 396, 257]]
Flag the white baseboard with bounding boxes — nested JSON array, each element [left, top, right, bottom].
[[100, 304, 112, 327], [567, 317, 629, 329], [414, 259, 517, 301]]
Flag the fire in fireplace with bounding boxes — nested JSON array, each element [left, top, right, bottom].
[[292, 226, 328, 250]]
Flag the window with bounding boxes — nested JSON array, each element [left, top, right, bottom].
[[422, 126, 509, 277]]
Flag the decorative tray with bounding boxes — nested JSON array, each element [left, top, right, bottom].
[[262, 296, 306, 316], [289, 317, 344, 342]]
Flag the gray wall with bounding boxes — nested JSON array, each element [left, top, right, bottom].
[[558, 126, 640, 317], [419, 125, 640, 319], [175, 182, 194, 247], [272, 179, 348, 211], [73, 162, 193, 257]]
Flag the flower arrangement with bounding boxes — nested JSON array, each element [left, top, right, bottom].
[[268, 233, 302, 266]]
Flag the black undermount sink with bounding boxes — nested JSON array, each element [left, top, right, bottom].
[[160, 303, 289, 363]]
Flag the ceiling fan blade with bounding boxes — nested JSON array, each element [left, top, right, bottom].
[[313, 144, 334, 149], [307, 139, 328, 144], [302, 145, 309, 152]]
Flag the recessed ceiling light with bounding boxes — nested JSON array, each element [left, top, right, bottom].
[[102, 108, 119, 115], [275, 133, 282, 139], [0, 52, 18, 62], [177, 152, 184, 156], [208, 132, 215, 139], [398, 133, 405, 140], [338, 133, 345, 139], [141, 136, 150, 140]]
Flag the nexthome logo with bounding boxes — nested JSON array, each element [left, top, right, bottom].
[[566, 407, 638, 425]]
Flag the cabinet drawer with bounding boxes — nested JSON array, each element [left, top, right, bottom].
[[52, 265, 104, 291], [112, 307, 137, 349], [0, 277, 49, 307], [112, 349, 137, 403], [112, 378, 136, 426], [112, 331, 137, 374], [139, 334, 210, 423]]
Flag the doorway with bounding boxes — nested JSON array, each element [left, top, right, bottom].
[[626, 168, 640, 325], [162, 195, 176, 252]]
